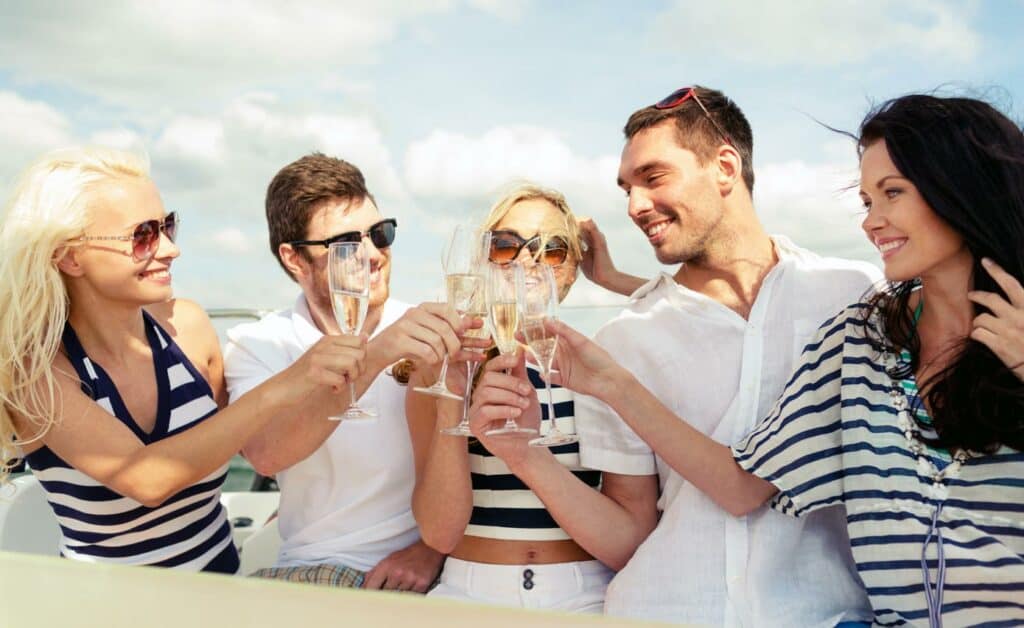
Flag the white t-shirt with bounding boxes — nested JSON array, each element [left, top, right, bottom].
[[576, 236, 880, 626], [223, 296, 419, 572]]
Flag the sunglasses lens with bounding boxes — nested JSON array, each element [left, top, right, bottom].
[[489, 236, 520, 263], [132, 220, 160, 260], [164, 213, 179, 243], [655, 87, 693, 110], [369, 221, 396, 248], [542, 246, 568, 266]]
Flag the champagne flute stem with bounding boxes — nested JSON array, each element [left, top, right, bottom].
[[544, 373, 559, 436], [436, 355, 450, 389], [348, 380, 358, 411], [461, 360, 477, 425]]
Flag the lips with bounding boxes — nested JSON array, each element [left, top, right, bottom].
[[139, 267, 172, 283], [876, 237, 907, 260], [642, 218, 673, 245]]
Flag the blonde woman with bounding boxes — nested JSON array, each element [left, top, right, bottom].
[[406, 183, 640, 610], [0, 147, 365, 573]]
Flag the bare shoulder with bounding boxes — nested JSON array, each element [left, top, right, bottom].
[[145, 299, 219, 365]]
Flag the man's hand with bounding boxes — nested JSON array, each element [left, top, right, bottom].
[[369, 304, 489, 374], [578, 217, 617, 286], [362, 540, 444, 593]]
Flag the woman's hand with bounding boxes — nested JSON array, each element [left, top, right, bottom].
[[468, 350, 540, 471], [541, 319, 625, 399], [968, 257, 1024, 381]]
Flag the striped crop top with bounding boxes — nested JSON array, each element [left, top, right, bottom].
[[466, 364, 601, 541], [24, 312, 238, 573]]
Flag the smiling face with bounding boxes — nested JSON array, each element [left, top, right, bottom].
[[859, 140, 969, 282], [491, 198, 580, 302], [300, 196, 392, 319], [617, 120, 725, 265], [67, 176, 180, 306]]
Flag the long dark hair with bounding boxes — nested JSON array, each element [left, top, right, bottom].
[[858, 94, 1024, 453]]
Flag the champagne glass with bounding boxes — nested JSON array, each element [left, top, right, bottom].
[[483, 262, 537, 438], [413, 225, 488, 401], [439, 272, 490, 437], [328, 242, 375, 420], [516, 264, 578, 447]]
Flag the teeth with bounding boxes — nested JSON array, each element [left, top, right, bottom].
[[144, 270, 169, 278], [878, 240, 906, 253], [646, 222, 669, 237]]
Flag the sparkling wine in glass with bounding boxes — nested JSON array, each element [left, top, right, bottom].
[[483, 262, 537, 438], [413, 225, 488, 401], [439, 279, 490, 437], [516, 264, 577, 446], [328, 242, 375, 420]]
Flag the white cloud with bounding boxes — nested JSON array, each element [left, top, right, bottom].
[[0, 1, 513, 108], [207, 228, 253, 253], [89, 128, 146, 152], [156, 117, 227, 164], [0, 91, 73, 181], [403, 125, 623, 228], [653, 0, 979, 66]]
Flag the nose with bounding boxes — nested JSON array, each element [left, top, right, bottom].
[[513, 245, 539, 267], [860, 204, 886, 239], [155, 230, 180, 261], [361, 234, 385, 266], [627, 188, 654, 223]]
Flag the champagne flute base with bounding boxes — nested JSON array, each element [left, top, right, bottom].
[[439, 423, 474, 436], [412, 383, 464, 401], [528, 432, 579, 447], [328, 406, 377, 421], [484, 426, 538, 438]]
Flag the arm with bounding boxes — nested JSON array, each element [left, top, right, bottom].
[[518, 321, 776, 516], [467, 353, 659, 569], [236, 303, 468, 476], [578, 217, 647, 297], [16, 322, 365, 508], [406, 367, 474, 554]]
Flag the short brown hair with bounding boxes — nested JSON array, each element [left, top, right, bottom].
[[265, 152, 376, 281], [624, 86, 755, 192]]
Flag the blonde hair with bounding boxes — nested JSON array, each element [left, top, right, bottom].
[[480, 182, 584, 263], [0, 146, 150, 483]]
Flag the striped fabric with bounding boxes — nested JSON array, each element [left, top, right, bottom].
[[24, 312, 237, 573], [465, 365, 601, 541], [733, 304, 1024, 626]]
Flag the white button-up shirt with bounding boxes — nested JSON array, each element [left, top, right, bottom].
[[224, 296, 420, 572], [576, 236, 880, 626]]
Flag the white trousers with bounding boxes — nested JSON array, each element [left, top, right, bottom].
[[427, 556, 613, 613]]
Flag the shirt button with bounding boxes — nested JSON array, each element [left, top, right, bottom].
[[523, 580, 534, 590], [523, 569, 534, 578]]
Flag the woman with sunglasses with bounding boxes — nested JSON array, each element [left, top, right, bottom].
[[475, 96, 1024, 625], [0, 147, 365, 573], [405, 183, 642, 612]]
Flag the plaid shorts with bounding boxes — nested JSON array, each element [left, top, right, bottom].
[[251, 563, 366, 588]]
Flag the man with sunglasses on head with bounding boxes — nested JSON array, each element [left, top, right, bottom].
[[471, 86, 878, 625], [223, 153, 471, 592]]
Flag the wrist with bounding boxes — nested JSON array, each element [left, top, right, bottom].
[[600, 366, 638, 409], [506, 446, 554, 479], [364, 336, 394, 379]]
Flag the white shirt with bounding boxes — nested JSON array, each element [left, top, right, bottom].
[[576, 236, 879, 626], [223, 296, 419, 572]]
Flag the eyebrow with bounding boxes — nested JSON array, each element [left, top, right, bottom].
[[617, 160, 672, 188]]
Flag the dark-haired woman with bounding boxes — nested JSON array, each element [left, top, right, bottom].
[[474, 94, 1024, 626]]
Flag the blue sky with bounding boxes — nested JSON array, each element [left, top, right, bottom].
[[2, 1, 1022, 333]]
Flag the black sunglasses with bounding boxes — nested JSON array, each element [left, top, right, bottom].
[[654, 86, 734, 147], [288, 218, 398, 250], [489, 229, 570, 267], [77, 212, 179, 262]]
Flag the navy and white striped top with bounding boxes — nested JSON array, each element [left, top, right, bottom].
[[466, 365, 601, 541], [24, 312, 238, 573], [733, 304, 1024, 626]]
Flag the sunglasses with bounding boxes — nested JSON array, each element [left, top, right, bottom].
[[77, 212, 180, 262], [287, 218, 397, 251], [654, 86, 734, 147], [489, 230, 570, 267]]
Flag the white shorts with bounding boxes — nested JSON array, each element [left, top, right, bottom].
[[427, 556, 613, 613]]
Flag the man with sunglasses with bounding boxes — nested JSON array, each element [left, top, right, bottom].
[[473, 87, 879, 624], [223, 153, 470, 592]]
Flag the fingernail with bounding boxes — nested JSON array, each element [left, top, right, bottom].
[[982, 257, 993, 266], [511, 408, 521, 416]]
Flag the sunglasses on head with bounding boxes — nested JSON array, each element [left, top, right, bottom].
[[654, 86, 734, 147], [489, 230, 570, 267], [288, 218, 398, 251], [77, 212, 180, 262]]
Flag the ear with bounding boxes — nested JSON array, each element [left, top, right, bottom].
[[55, 246, 86, 277], [278, 243, 311, 281], [715, 144, 743, 197]]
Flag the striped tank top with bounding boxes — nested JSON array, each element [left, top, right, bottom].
[[466, 364, 601, 541], [24, 311, 238, 573]]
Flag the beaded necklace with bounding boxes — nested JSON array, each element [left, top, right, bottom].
[[878, 297, 975, 628]]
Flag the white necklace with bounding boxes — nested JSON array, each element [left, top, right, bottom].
[[881, 347, 972, 498]]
